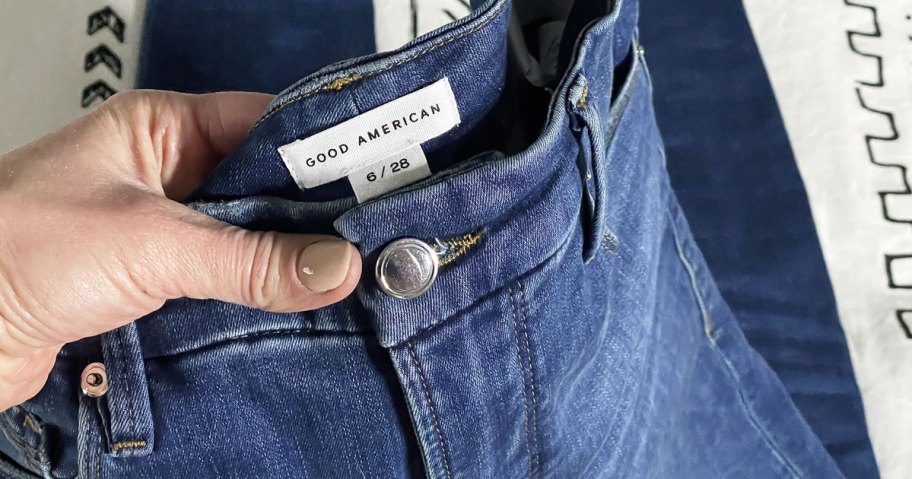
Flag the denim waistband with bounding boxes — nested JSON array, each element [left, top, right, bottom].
[[135, 0, 641, 354]]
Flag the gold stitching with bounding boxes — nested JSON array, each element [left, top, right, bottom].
[[22, 414, 41, 433], [320, 73, 362, 91], [576, 81, 590, 109], [438, 231, 483, 266], [111, 440, 146, 452]]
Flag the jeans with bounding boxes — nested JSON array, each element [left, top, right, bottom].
[[0, 0, 853, 477], [638, 0, 878, 476], [136, 0, 376, 94]]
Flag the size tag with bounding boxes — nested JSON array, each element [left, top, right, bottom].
[[277, 77, 459, 189], [348, 145, 431, 202]]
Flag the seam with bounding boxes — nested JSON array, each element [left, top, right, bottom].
[[6, 440, 41, 464], [112, 328, 139, 445], [257, 0, 508, 124], [135, 328, 370, 362], [666, 211, 714, 338], [0, 423, 43, 468], [0, 451, 41, 479], [235, 328, 312, 341], [589, 48, 643, 143], [0, 415, 42, 460], [391, 208, 583, 348], [92, 397, 111, 449], [0, 434, 41, 465], [94, 425, 102, 479], [508, 286, 535, 478], [712, 351, 802, 478], [321, 73, 362, 92], [83, 398, 104, 479], [576, 80, 589, 109], [110, 440, 146, 453], [348, 81, 366, 115], [517, 282, 541, 476], [229, 327, 368, 343], [406, 341, 453, 479], [21, 415, 40, 435], [666, 207, 802, 478]]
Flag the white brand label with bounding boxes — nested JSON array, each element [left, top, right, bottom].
[[277, 77, 459, 189], [348, 145, 431, 202]]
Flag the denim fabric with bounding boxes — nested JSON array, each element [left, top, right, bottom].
[[638, 1, 878, 476], [1, 0, 852, 477], [136, 0, 376, 94]]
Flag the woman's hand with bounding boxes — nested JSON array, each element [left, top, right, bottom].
[[0, 91, 361, 411]]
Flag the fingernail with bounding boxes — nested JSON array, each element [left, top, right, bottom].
[[297, 239, 354, 293]]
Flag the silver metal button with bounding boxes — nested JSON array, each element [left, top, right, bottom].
[[80, 362, 108, 397], [375, 238, 439, 299]]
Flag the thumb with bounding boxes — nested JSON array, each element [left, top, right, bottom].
[[147, 210, 361, 312]]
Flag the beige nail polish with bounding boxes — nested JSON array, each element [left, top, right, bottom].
[[297, 239, 354, 293]]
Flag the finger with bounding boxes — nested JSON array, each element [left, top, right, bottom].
[[161, 91, 273, 199], [145, 210, 361, 312], [0, 346, 58, 412], [106, 90, 273, 200]]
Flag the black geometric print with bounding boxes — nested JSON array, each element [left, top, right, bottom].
[[844, 0, 912, 337], [81, 80, 117, 108], [87, 6, 125, 43], [84, 44, 122, 78]]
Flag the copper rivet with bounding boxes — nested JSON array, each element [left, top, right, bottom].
[[80, 362, 108, 397]]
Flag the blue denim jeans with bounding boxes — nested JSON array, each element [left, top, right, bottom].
[[136, 0, 377, 94], [0, 0, 852, 477], [638, 0, 877, 476]]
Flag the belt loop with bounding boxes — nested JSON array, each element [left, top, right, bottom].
[[97, 323, 154, 458], [77, 393, 106, 478], [568, 73, 609, 263]]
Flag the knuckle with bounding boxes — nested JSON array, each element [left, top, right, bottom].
[[240, 231, 285, 310], [92, 90, 156, 141], [98, 90, 168, 132], [98, 92, 146, 126], [0, 350, 54, 408], [104, 89, 154, 111]]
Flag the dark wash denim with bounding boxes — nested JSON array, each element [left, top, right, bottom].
[[136, 0, 376, 94], [638, 0, 878, 476], [1, 0, 851, 477]]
